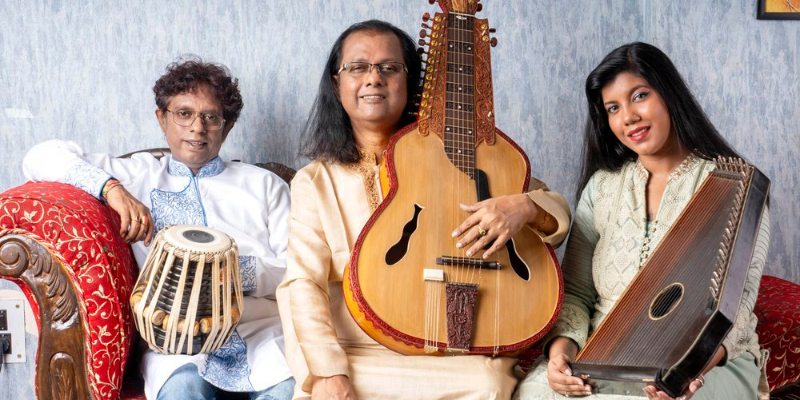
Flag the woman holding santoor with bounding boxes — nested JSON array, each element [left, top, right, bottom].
[[513, 42, 770, 400]]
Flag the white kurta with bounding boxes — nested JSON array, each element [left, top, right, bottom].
[[23, 139, 293, 399]]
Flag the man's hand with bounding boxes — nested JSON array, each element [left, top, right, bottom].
[[106, 185, 154, 245], [311, 375, 356, 400]]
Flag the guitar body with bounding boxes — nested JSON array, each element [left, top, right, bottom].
[[345, 0, 562, 356], [345, 123, 562, 355]]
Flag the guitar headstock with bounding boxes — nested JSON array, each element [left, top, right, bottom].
[[433, 0, 483, 15], [416, 0, 496, 145]]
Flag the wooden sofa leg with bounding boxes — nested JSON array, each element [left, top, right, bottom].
[[0, 234, 91, 400]]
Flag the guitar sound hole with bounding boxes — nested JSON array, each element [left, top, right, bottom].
[[385, 204, 424, 265], [505, 239, 530, 281], [649, 283, 684, 320]]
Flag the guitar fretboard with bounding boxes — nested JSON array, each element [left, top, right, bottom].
[[444, 13, 476, 178]]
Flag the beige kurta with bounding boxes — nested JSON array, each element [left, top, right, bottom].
[[277, 152, 571, 399]]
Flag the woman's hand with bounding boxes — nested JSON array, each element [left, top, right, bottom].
[[643, 375, 704, 400], [547, 337, 592, 397], [452, 193, 541, 259], [311, 375, 356, 400], [644, 344, 719, 399], [105, 185, 154, 246]]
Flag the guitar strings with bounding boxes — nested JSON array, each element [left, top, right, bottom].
[[424, 12, 504, 352]]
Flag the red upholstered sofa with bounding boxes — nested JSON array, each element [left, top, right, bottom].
[[0, 177, 798, 399], [0, 181, 138, 399]]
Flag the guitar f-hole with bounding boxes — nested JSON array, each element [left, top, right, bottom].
[[475, 168, 530, 281], [385, 204, 424, 265], [505, 239, 530, 281]]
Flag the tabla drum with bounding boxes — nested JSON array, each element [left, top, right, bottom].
[[130, 225, 243, 355]]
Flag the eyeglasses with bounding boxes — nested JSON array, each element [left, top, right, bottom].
[[337, 62, 408, 77], [166, 109, 226, 130]]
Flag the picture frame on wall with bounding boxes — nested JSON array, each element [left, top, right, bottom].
[[758, 0, 800, 19]]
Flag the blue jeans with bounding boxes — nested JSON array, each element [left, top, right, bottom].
[[157, 363, 295, 400]]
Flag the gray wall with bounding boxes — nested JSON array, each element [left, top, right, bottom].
[[0, 1, 797, 395]]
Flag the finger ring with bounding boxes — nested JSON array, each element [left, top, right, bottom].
[[140, 215, 148, 225], [564, 392, 569, 397], [477, 225, 487, 237], [694, 373, 705, 386]]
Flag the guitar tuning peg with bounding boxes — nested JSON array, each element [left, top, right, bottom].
[[419, 29, 428, 39], [489, 28, 496, 33], [422, 22, 431, 30], [422, 12, 431, 22], [476, 3, 483, 12], [428, 0, 435, 4], [418, 38, 429, 47], [417, 48, 426, 55], [490, 37, 498, 47]]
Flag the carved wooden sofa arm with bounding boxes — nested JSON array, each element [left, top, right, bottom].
[[0, 181, 138, 400]]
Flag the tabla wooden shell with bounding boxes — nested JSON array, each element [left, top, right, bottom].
[[130, 225, 243, 355]]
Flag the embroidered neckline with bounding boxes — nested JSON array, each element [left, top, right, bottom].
[[347, 148, 382, 212], [168, 156, 225, 178], [634, 153, 698, 182], [357, 148, 379, 166]]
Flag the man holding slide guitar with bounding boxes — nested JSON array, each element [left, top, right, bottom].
[[277, 1, 570, 399]]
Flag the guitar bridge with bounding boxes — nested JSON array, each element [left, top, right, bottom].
[[436, 256, 500, 269]]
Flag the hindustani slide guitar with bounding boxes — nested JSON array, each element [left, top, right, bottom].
[[344, 0, 562, 356]]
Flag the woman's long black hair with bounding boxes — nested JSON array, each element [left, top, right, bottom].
[[577, 42, 742, 200], [300, 20, 422, 164]]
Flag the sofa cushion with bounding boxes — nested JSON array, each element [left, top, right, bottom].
[[0, 182, 138, 400], [754, 275, 800, 391]]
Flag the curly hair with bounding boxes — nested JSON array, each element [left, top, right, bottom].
[[153, 56, 244, 125]]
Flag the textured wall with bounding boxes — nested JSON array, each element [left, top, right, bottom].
[[0, 1, 797, 395]]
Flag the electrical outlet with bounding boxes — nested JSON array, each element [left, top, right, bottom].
[[0, 299, 25, 364], [0, 333, 10, 354]]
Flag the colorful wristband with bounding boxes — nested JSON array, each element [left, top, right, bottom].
[[101, 178, 121, 200]]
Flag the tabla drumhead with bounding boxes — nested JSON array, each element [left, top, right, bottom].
[[162, 225, 232, 254]]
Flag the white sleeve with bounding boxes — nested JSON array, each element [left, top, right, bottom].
[[23, 139, 153, 199]]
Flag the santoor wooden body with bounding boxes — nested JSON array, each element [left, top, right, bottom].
[[572, 160, 770, 397], [344, 124, 562, 356]]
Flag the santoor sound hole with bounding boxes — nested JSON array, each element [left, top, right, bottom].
[[649, 283, 684, 320], [183, 229, 215, 243]]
